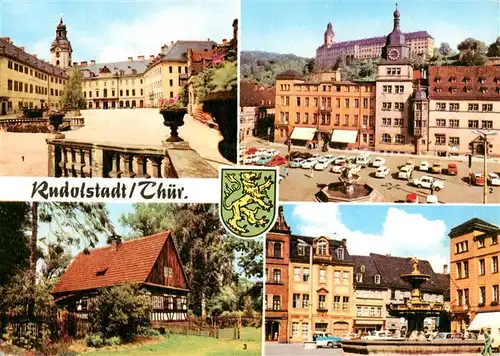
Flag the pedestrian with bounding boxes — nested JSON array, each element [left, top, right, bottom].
[[310, 166, 314, 178], [482, 328, 492, 356], [430, 185, 434, 195], [284, 165, 289, 179]]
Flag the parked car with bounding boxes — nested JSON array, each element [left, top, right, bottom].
[[265, 148, 281, 157], [266, 155, 287, 167], [244, 155, 259, 165], [334, 156, 347, 165], [372, 157, 386, 168], [375, 166, 390, 178], [356, 154, 371, 168], [471, 172, 485, 186], [314, 157, 331, 171], [406, 160, 415, 169], [447, 163, 458, 175], [254, 148, 268, 156], [302, 157, 319, 169], [331, 164, 345, 173], [398, 166, 413, 180], [290, 157, 305, 168], [255, 155, 274, 166], [323, 154, 336, 162], [245, 147, 258, 155], [313, 332, 342, 348], [419, 161, 430, 171], [346, 164, 362, 174], [487, 173, 500, 186], [406, 193, 419, 204], [426, 195, 439, 204], [413, 175, 444, 191], [362, 331, 394, 340], [430, 162, 442, 174], [434, 332, 453, 340]]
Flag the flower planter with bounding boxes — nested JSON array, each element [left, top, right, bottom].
[[49, 113, 65, 132], [202, 90, 237, 163], [160, 108, 187, 142]]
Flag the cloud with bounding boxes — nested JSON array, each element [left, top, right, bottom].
[[290, 205, 449, 272]]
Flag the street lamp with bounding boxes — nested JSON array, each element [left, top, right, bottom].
[[297, 239, 316, 349], [471, 129, 498, 204]]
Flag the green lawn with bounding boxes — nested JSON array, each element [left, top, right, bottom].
[[83, 327, 261, 356]]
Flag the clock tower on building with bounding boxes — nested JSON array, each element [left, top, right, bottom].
[[50, 18, 73, 70]]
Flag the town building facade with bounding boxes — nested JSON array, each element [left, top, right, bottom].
[[274, 70, 376, 150], [427, 66, 500, 157], [316, 19, 433, 69], [240, 80, 275, 142], [448, 218, 500, 333], [265, 207, 291, 342]]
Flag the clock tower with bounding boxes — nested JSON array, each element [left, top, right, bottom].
[[50, 17, 73, 70], [375, 5, 415, 154]]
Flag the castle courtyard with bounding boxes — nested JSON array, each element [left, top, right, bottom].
[[0, 109, 231, 177]]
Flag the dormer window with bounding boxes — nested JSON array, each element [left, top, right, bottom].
[[356, 273, 363, 283], [297, 244, 305, 256], [448, 76, 456, 83], [497, 87, 500, 93], [96, 267, 108, 276], [434, 87, 442, 93], [360, 265, 366, 272], [317, 241, 327, 256], [464, 86, 472, 93], [435, 76, 441, 83], [479, 86, 488, 93], [494, 77, 500, 84], [462, 76, 471, 84], [478, 76, 486, 84], [449, 87, 458, 94], [374, 275, 381, 284], [336, 248, 345, 260]]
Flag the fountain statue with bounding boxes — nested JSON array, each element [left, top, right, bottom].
[[342, 256, 483, 355], [338, 164, 360, 197]]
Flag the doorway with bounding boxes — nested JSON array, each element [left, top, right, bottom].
[[1, 102, 6, 115], [103, 101, 108, 110], [265, 321, 280, 341]]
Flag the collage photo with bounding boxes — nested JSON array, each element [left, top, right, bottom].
[[0, 0, 498, 355]]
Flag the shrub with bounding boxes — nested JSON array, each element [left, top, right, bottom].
[[4, 323, 52, 351], [85, 333, 104, 348], [104, 336, 122, 346], [87, 283, 152, 342], [137, 326, 161, 338], [5, 123, 50, 133]]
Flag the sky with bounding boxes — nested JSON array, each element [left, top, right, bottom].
[[0, 0, 238, 63], [241, 0, 500, 57], [283, 203, 500, 273]]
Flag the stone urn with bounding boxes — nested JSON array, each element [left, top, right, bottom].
[[202, 90, 237, 163], [160, 108, 187, 142], [48, 113, 65, 132]]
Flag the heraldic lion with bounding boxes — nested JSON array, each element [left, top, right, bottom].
[[223, 171, 273, 234]]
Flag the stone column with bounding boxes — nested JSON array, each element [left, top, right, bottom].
[[91, 146, 104, 177]]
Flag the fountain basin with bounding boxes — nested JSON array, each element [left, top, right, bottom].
[[342, 339, 483, 355], [315, 182, 382, 202]]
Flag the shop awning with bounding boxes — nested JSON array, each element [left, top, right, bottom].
[[290, 127, 316, 141], [330, 129, 358, 143], [468, 312, 500, 331]]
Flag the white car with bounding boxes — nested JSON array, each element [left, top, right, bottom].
[[314, 157, 331, 171], [265, 149, 281, 157], [362, 331, 394, 341], [244, 155, 259, 164], [372, 157, 386, 168], [426, 195, 439, 204], [254, 148, 268, 156], [356, 155, 371, 167], [487, 173, 500, 186], [413, 175, 444, 191], [419, 161, 430, 171], [406, 160, 415, 169], [323, 154, 336, 162], [346, 164, 362, 174], [331, 164, 345, 173], [334, 156, 347, 165], [301, 157, 319, 169], [375, 166, 390, 178], [398, 166, 413, 180]]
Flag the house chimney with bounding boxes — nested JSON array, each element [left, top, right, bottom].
[[222, 39, 228, 45], [81, 61, 87, 66], [443, 264, 448, 274], [19, 46, 25, 52], [341, 238, 347, 248], [0, 37, 10, 43], [149, 55, 155, 60], [386, 253, 391, 256], [138, 55, 144, 62], [109, 233, 122, 250], [127, 57, 133, 62], [170, 40, 174, 46], [73, 61, 78, 65], [90, 59, 96, 65]]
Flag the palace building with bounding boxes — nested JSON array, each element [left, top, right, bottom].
[[274, 70, 376, 150], [449, 218, 500, 333], [316, 21, 433, 69], [0, 19, 68, 114]]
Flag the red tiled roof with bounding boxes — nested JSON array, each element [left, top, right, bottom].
[[240, 80, 275, 107], [52, 232, 170, 294], [429, 66, 500, 101], [191, 49, 217, 62]]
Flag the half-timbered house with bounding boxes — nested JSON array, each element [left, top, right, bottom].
[[51, 232, 190, 325]]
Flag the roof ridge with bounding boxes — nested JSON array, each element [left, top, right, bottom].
[[77, 231, 169, 254]]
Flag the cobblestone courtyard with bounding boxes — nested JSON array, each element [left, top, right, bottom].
[[0, 109, 231, 177]]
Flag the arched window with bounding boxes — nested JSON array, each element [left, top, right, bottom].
[[139, 100, 144, 108], [103, 88, 108, 98], [119, 101, 124, 108], [56, 60, 60, 66], [132, 100, 136, 107], [125, 100, 130, 107], [395, 134, 404, 144], [381, 133, 392, 143]]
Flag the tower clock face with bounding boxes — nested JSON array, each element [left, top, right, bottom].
[[388, 48, 400, 61]]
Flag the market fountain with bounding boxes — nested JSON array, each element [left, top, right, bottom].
[[342, 257, 483, 355]]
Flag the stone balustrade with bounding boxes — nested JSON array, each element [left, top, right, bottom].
[[46, 138, 218, 178], [62, 116, 85, 130], [0, 117, 47, 128]]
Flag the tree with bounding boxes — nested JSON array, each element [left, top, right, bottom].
[[61, 67, 87, 110], [87, 284, 152, 341], [410, 53, 427, 70], [457, 38, 488, 66], [339, 59, 377, 81], [438, 42, 453, 56], [487, 37, 500, 57], [303, 58, 315, 75], [39, 243, 72, 280]]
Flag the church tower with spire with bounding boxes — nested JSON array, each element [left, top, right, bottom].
[[381, 5, 410, 62], [50, 17, 73, 70], [324, 22, 335, 47]]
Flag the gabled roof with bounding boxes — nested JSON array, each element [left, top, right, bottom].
[[81, 60, 151, 78], [289, 235, 353, 264], [52, 232, 176, 295], [276, 70, 304, 81], [162, 40, 217, 62], [448, 218, 499, 238], [351, 255, 385, 289], [240, 80, 275, 108]]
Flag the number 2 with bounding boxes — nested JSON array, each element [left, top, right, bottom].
[[489, 188, 493, 194]]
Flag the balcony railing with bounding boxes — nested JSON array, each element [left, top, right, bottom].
[[46, 138, 217, 178]]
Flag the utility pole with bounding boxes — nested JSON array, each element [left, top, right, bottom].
[[472, 129, 497, 204]]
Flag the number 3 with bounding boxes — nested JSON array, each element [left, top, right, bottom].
[[243, 344, 247, 350]]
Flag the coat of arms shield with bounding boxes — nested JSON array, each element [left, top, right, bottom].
[[219, 167, 278, 238]]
